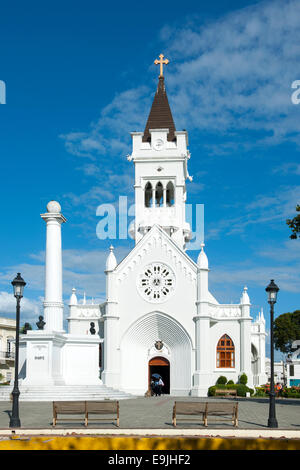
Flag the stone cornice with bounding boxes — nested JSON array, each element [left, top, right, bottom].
[[40, 212, 66, 223]]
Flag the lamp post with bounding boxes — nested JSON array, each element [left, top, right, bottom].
[[265, 279, 279, 428], [9, 273, 26, 428]]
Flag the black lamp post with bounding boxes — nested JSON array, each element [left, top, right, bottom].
[[9, 273, 26, 428], [265, 279, 279, 428]]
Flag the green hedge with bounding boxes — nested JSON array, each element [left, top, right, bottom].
[[254, 387, 268, 397], [208, 384, 254, 397], [282, 388, 300, 398]]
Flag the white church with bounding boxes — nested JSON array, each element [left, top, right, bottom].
[[16, 56, 267, 399]]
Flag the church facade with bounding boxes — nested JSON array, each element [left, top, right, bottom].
[[68, 59, 267, 396], [19, 57, 267, 398]]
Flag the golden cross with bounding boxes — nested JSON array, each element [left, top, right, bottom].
[[154, 54, 169, 77]]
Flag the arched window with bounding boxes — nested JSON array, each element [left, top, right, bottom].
[[216, 334, 235, 368], [166, 181, 175, 206], [145, 182, 153, 207], [155, 182, 163, 207]]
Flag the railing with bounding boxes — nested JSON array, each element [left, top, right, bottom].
[[0, 351, 15, 360]]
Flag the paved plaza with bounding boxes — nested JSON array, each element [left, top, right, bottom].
[[0, 396, 300, 435]]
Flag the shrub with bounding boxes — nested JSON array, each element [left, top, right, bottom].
[[235, 384, 254, 397], [239, 373, 248, 385], [216, 376, 227, 385], [208, 384, 254, 397], [254, 387, 268, 397], [227, 380, 234, 385]]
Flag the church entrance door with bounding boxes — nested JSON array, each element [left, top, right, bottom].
[[148, 356, 170, 395]]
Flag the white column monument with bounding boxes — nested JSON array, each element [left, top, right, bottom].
[[19, 200, 101, 388], [41, 201, 66, 332]]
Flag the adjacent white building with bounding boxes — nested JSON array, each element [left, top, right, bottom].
[[17, 60, 267, 398], [0, 317, 16, 383]]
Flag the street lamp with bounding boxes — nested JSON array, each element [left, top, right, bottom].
[[9, 273, 26, 428], [265, 279, 279, 428]]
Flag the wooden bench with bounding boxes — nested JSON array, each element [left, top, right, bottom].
[[204, 402, 238, 427], [86, 401, 119, 427], [52, 400, 119, 427], [172, 401, 207, 427], [172, 401, 238, 427], [215, 388, 237, 397]]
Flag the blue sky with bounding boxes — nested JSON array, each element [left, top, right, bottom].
[[0, 0, 299, 360]]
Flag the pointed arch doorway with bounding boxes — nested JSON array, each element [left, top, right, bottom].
[[148, 356, 170, 395]]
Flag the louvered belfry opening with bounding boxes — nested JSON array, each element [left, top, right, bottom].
[[142, 76, 176, 143]]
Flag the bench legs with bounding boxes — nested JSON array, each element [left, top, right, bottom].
[[84, 415, 119, 427], [173, 414, 206, 427]]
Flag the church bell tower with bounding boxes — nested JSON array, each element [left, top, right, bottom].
[[127, 54, 192, 250]]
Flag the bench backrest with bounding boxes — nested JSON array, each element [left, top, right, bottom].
[[86, 401, 119, 414], [206, 402, 238, 414], [174, 402, 206, 415], [53, 401, 86, 414]]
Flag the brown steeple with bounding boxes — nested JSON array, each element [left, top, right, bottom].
[[142, 56, 176, 143]]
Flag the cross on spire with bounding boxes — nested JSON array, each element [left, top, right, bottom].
[[154, 54, 169, 77]]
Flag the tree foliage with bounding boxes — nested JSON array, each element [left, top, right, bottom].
[[274, 310, 300, 353], [286, 205, 300, 239], [20, 323, 32, 334]]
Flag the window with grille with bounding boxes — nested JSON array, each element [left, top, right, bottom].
[[216, 334, 235, 368]]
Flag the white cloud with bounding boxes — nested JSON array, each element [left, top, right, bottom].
[[206, 185, 300, 239], [0, 264, 44, 292], [258, 239, 300, 262], [60, 85, 151, 161], [273, 162, 300, 176], [210, 262, 300, 294], [58, 0, 300, 217], [0, 291, 41, 325], [161, 0, 300, 150], [0, 246, 132, 303]]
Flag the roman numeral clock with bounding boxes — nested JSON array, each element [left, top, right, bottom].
[[137, 262, 176, 303]]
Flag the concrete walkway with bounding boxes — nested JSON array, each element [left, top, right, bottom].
[[1, 396, 300, 438]]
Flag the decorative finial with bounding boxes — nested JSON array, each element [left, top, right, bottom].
[[154, 54, 169, 77]]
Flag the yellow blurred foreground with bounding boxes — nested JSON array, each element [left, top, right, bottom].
[[0, 436, 300, 450]]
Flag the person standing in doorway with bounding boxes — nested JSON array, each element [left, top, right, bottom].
[[158, 377, 164, 396]]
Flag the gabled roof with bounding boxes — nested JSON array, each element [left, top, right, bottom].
[[142, 76, 176, 143], [114, 224, 197, 275]]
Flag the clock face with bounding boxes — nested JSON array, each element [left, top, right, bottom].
[[153, 139, 164, 151], [137, 262, 176, 303]]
